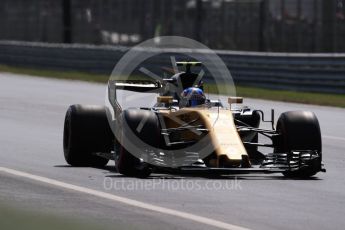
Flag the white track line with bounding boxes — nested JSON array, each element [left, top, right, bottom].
[[0, 167, 250, 230], [323, 135, 345, 142]]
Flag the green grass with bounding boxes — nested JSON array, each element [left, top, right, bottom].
[[236, 85, 345, 108], [1, 64, 344, 108], [0, 64, 109, 83], [0, 203, 129, 230], [204, 83, 345, 107]]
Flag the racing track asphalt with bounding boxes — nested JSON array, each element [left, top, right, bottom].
[[0, 72, 345, 230]]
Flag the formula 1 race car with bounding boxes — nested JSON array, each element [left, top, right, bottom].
[[63, 62, 325, 178]]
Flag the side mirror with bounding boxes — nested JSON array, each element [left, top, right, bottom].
[[228, 97, 243, 104], [157, 96, 174, 104], [228, 97, 243, 110]]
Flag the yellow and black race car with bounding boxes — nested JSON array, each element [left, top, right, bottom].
[[63, 62, 325, 178]]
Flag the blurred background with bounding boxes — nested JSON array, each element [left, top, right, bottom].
[[0, 0, 344, 52], [0, 0, 344, 100]]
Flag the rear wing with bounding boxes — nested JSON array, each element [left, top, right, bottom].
[[107, 80, 162, 117], [110, 80, 162, 92]]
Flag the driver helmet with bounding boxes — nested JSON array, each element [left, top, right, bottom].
[[180, 87, 206, 107]]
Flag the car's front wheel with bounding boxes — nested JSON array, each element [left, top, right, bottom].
[[275, 111, 322, 178]]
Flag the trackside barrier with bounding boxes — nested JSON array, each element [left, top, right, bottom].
[[0, 41, 344, 94]]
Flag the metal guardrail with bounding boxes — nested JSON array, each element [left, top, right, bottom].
[[0, 40, 344, 94]]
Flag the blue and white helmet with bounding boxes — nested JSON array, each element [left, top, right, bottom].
[[180, 87, 206, 107]]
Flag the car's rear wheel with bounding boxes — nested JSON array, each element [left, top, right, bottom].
[[275, 111, 322, 178], [63, 104, 113, 167], [116, 109, 160, 177]]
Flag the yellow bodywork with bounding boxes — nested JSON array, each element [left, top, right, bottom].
[[159, 107, 249, 167]]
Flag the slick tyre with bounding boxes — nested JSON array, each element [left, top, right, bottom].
[[63, 104, 113, 167], [275, 111, 322, 178], [116, 109, 160, 177]]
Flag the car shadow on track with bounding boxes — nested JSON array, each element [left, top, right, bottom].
[[54, 165, 322, 181], [103, 172, 322, 181]]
